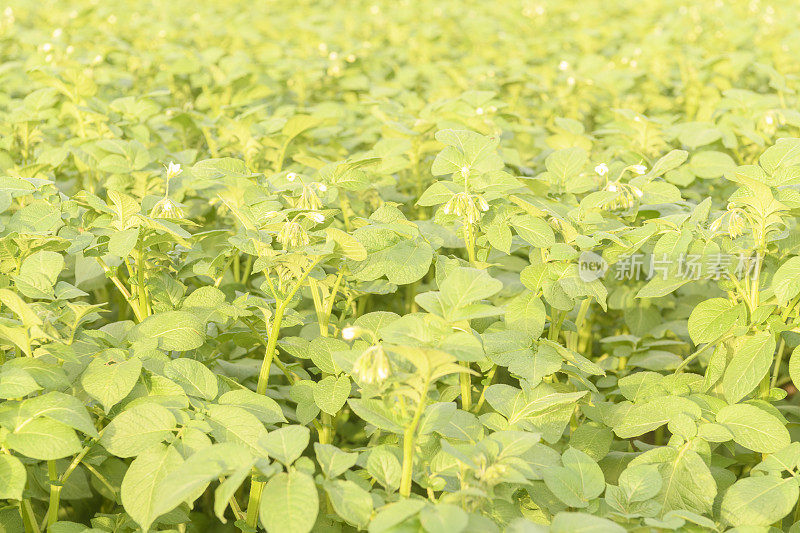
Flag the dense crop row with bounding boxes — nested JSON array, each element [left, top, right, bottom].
[[2, 1, 800, 532]]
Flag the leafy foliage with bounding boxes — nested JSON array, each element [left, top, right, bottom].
[[1, 1, 800, 532]]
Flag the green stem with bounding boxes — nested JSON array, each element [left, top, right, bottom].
[[136, 240, 150, 319], [474, 365, 497, 413], [459, 366, 472, 411], [96, 258, 144, 322], [770, 338, 786, 389], [20, 499, 40, 533], [45, 461, 62, 528], [400, 384, 429, 497], [464, 223, 477, 264], [245, 474, 264, 529]]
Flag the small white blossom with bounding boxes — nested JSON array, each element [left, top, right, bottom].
[[765, 115, 775, 125], [328, 51, 338, 61], [607, 183, 618, 192], [475, 107, 484, 115], [66, 45, 74, 54], [460, 166, 470, 178], [286, 172, 297, 182], [342, 327, 357, 340], [594, 163, 608, 176], [166, 162, 182, 179], [52, 28, 63, 38], [107, 14, 117, 24], [318, 183, 327, 192], [558, 60, 569, 71], [310, 212, 325, 223], [42, 43, 53, 52], [631, 164, 647, 175]]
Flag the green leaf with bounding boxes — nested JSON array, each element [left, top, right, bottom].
[[0, 454, 26, 500], [366, 447, 401, 491], [218, 389, 286, 425], [314, 443, 358, 479], [99, 403, 177, 458], [206, 404, 269, 456], [324, 479, 373, 528], [419, 504, 468, 533], [689, 151, 736, 178], [721, 332, 775, 404], [313, 375, 350, 415], [505, 292, 546, 339], [5, 418, 82, 460], [81, 357, 142, 412], [164, 358, 218, 400], [716, 403, 790, 453], [121, 444, 184, 532], [511, 214, 556, 248], [260, 471, 319, 533], [151, 443, 253, 521], [721, 476, 799, 527], [550, 512, 626, 533], [613, 396, 701, 438], [260, 425, 310, 465], [0, 367, 41, 399], [19, 391, 98, 437], [628, 445, 716, 515], [687, 298, 738, 344], [13, 250, 64, 299], [773, 256, 800, 306], [133, 311, 205, 351]]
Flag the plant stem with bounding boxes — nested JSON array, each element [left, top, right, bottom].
[[459, 367, 472, 411], [474, 365, 497, 412], [400, 383, 429, 497], [20, 499, 40, 533], [45, 460, 62, 528], [245, 474, 264, 529]]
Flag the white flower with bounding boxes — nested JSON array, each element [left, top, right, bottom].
[[93, 54, 103, 64], [286, 172, 297, 182], [460, 166, 470, 178], [765, 115, 775, 125], [567, 76, 575, 86], [328, 51, 338, 61], [631, 164, 647, 175], [346, 54, 356, 63], [66, 45, 74, 54], [107, 14, 117, 24], [42, 43, 53, 52], [310, 212, 325, 223], [342, 327, 357, 340], [4, 7, 13, 17], [52, 28, 62, 38], [45, 54, 53, 63], [166, 162, 182, 179], [607, 183, 618, 192], [476, 107, 484, 115], [558, 60, 569, 71], [318, 42, 327, 53], [318, 183, 327, 192], [594, 163, 608, 176]]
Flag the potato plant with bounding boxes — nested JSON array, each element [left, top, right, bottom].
[[2, 1, 800, 532]]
